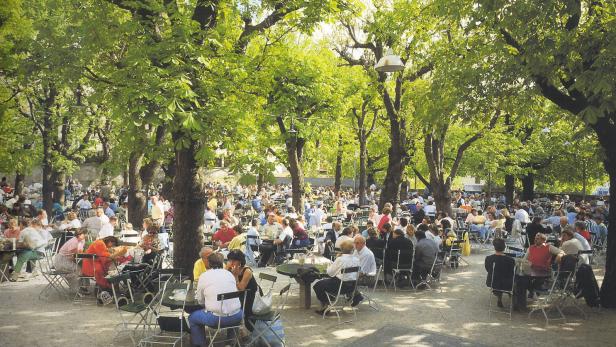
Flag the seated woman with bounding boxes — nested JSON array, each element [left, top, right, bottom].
[[313, 240, 362, 314], [525, 233, 563, 297], [139, 223, 161, 264], [81, 236, 126, 291], [226, 250, 258, 331], [53, 228, 86, 289], [290, 218, 310, 248], [484, 238, 515, 308], [59, 212, 81, 231], [3, 218, 21, 239], [189, 252, 243, 347]]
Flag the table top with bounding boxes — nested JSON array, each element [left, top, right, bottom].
[[161, 283, 201, 311], [276, 263, 328, 277]]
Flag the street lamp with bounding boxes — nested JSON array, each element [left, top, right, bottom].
[[375, 49, 405, 73]]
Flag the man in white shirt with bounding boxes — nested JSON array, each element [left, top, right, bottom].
[[191, 252, 242, 347], [560, 228, 589, 264], [76, 195, 92, 210], [98, 216, 117, 239], [335, 227, 354, 249], [96, 207, 110, 224], [150, 195, 165, 226], [514, 204, 531, 224], [313, 240, 362, 314], [353, 235, 377, 285], [309, 203, 326, 228], [11, 219, 48, 281], [424, 201, 437, 218]]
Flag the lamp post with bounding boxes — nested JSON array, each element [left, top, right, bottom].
[[375, 49, 405, 73]]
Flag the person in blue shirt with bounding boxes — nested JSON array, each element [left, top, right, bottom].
[[251, 195, 262, 213], [108, 198, 118, 212]]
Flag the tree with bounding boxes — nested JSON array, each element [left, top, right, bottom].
[[472, 0, 616, 308], [336, 1, 437, 209]]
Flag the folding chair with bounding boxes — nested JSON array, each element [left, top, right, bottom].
[[74, 253, 98, 304], [38, 242, 71, 300], [246, 283, 291, 347], [416, 251, 446, 292], [0, 250, 16, 283], [139, 280, 190, 347], [154, 268, 188, 293], [246, 234, 261, 267], [323, 266, 361, 323], [528, 269, 573, 325], [204, 290, 247, 347], [109, 272, 154, 345], [371, 248, 387, 292], [446, 240, 468, 268], [392, 249, 415, 291], [487, 262, 516, 320]]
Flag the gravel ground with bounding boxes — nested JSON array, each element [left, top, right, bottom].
[[0, 251, 612, 347]]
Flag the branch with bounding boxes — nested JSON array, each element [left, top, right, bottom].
[[342, 21, 376, 51], [267, 147, 289, 170], [412, 168, 431, 188], [275, 116, 286, 134], [1, 89, 20, 104], [406, 63, 433, 83], [236, 3, 298, 53], [448, 112, 500, 181]]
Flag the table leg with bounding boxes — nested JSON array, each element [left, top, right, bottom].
[[295, 277, 312, 309]]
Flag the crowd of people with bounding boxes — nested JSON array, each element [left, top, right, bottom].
[[0, 176, 609, 346]]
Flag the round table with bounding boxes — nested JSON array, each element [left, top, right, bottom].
[[161, 283, 202, 313], [276, 263, 328, 309]]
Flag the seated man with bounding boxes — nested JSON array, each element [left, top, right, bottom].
[[384, 228, 414, 279], [193, 246, 213, 282], [525, 232, 563, 297], [353, 235, 377, 286], [258, 214, 282, 267], [484, 238, 515, 307], [10, 219, 47, 281], [469, 210, 488, 240], [413, 230, 438, 282], [313, 240, 362, 314], [273, 219, 294, 264], [212, 220, 237, 248]]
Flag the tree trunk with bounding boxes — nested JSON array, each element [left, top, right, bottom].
[[122, 168, 129, 188], [14, 172, 25, 196], [161, 159, 176, 202], [127, 152, 148, 228], [521, 173, 534, 201], [379, 147, 406, 210], [358, 139, 368, 205], [400, 181, 408, 201], [285, 138, 304, 214], [172, 139, 205, 272], [432, 180, 453, 217], [41, 127, 54, 216], [334, 135, 343, 194], [505, 174, 515, 206], [256, 172, 264, 192], [594, 116, 616, 308], [52, 170, 66, 207]]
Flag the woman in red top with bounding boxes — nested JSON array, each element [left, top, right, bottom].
[[574, 221, 591, 242], [81, 236, 126, 289], [377, 206, 392, 236]]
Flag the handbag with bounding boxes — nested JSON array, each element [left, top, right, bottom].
[[252, 284, 273, 315]]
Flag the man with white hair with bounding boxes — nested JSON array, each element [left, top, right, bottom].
[[193, 246, 214, 281], [353, 235, 376, 285], [514, 203, 531, 224]]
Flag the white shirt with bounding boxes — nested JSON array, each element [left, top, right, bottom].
[[278, 226, 294, 242], [99, 214, 110, 224], [424, 204, 437, 216], [19, 227, 47, 252], [327, 254, 360, 281], [309, 208, 325, 227], [204, 210, 217, 226], [60, 219, 82, 230], [514, 209, 531, 224], [354, 247, 376, 276], [77, 199, 92, 210], [82, 216, 103, 232], [196, 269, 242, 316], [98, 223, 114, 239]]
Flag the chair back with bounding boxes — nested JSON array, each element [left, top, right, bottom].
[[489, 261, 515, 293], [395, 249, 414, 271], [258, 273, 277, 294], [108, 273, 136, 309]]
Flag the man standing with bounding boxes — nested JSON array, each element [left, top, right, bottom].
[[150, 195, 165, 230]]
